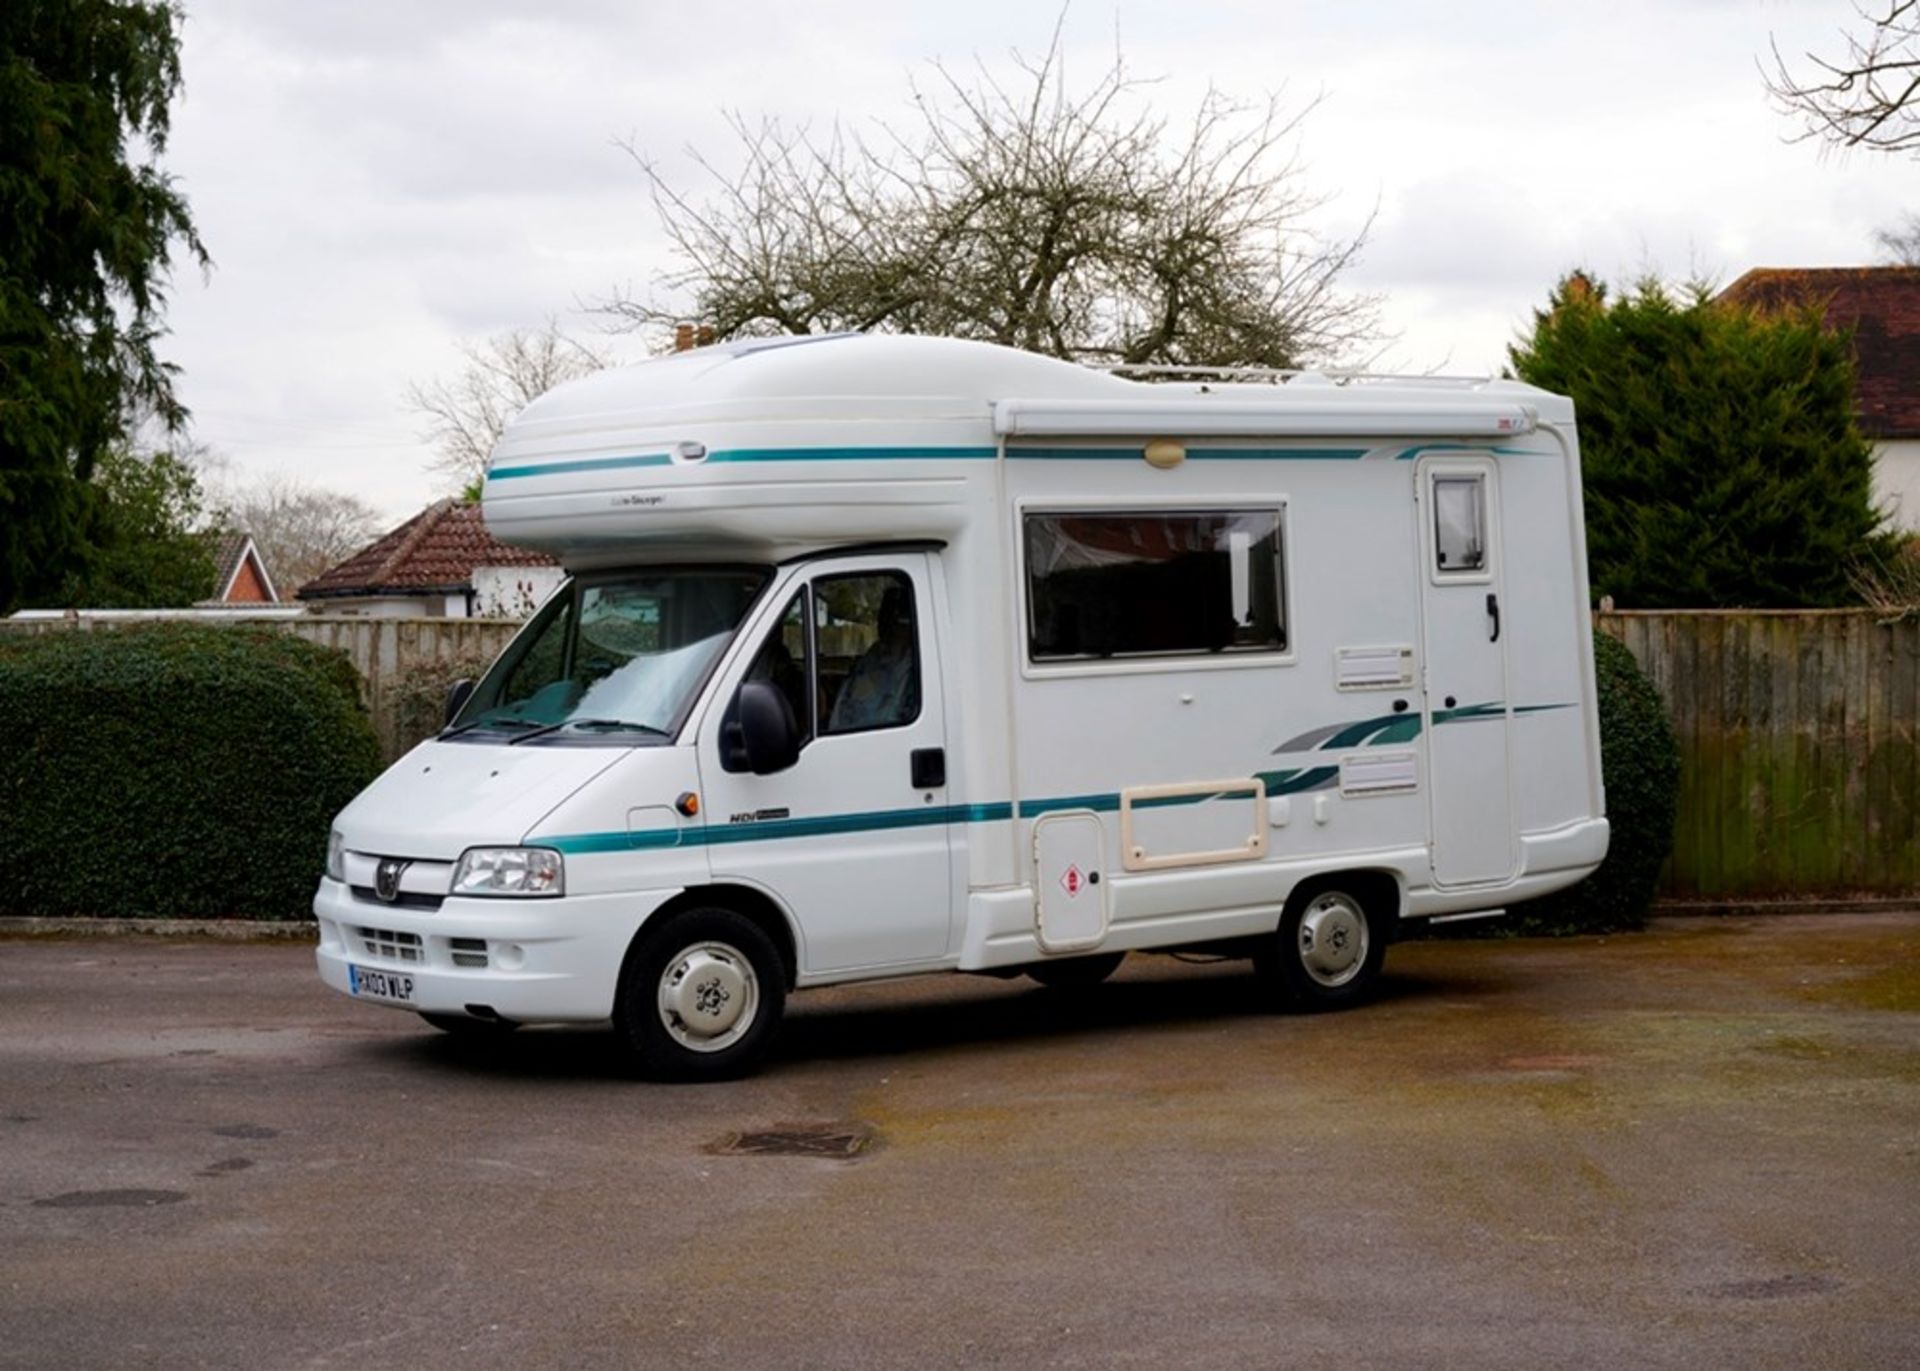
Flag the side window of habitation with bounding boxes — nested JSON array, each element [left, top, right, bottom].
[[1025, 510, 1287, 661], [1432, 476, 1488, 573]]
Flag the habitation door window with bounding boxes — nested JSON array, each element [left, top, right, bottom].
[[1433, 477, 1487, 573], [1024, 510, 1287, 660]]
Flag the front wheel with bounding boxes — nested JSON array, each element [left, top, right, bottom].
[[616, 908, 786, 1081], [1253, 884, 1389, 1010]]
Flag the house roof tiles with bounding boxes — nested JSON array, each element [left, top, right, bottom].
[[297, 500, 556, 600], [1717, 267, 1920, 438]]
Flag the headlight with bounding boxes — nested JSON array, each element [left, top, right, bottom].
[[326, 830, 346, 882], [452, 847, 564, 898]]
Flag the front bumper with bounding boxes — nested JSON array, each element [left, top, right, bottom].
[[313, 878, 678, 1023]]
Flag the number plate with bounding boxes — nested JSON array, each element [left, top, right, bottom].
[[348, 964, 415, 1004]]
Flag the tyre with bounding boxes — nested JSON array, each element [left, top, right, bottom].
[[1026, 951, 1125, 990], [616, 907, 786, 1081], [418, 1011, 519, 1036], [1253, 881, 1389, 1010]]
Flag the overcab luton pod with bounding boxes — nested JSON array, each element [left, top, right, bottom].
[[314, 334, 1607, 1079]]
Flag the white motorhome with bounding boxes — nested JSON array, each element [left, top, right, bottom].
[[314, 334, 1607, 1079]]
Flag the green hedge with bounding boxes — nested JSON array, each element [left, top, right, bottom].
[[0, 625, 382, 919], [1507, 629, 1680, 933]]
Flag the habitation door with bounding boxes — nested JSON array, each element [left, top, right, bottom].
[[1416, 457, 1517, 886], [697, 553, 954, 973]]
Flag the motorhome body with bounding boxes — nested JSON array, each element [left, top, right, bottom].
[[314, 334, 1608, 1078]]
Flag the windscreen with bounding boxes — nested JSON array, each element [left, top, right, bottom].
[[445, 567, 771, 745]]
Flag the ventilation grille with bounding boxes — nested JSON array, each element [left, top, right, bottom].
[[348, 886, 444, 912], [357, 928, 424, 963], [449, 937, 489, 969]]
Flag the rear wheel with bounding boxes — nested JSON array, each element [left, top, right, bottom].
[[616, 907, 786, 1081], [1254, 883, 1389, 1010], [1026, 952, 1125, 990]]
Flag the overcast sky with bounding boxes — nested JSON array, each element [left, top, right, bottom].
[[159, 0, 1915, 523]]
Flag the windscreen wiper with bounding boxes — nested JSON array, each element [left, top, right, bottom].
[[505, 718, 670, 745], [438, 717, 541, 741]]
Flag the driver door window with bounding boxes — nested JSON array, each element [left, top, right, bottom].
[[743, 589, 813, 745], [817, 571, 920, 736]]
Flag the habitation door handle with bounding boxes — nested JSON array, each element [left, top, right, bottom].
[[1486, 592, 1501, 643]]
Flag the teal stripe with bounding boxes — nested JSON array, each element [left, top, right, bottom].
[[490, 445, 995, 482], [1192, 447, 1367, 461], [541, 705, 1575, 854], [1008, 446, 1366, 462], [706, 446, 996, 463], [546, 800, 1007, 855], [488, 453, 672, 481], [492, 442, 1387, 480], [1395, 444, 1538, 461], [1007, 446, 1142, 462], [1253, 765, 1341, 795], [1019, 793, 1122, 818]]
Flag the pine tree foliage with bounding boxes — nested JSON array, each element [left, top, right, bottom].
[[0, 1, 206, 613], [1509, 275, 1888, 607]]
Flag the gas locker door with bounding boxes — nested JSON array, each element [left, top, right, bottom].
[[1417, 457, 1518, 887], [1033, 811, 1109, 951]]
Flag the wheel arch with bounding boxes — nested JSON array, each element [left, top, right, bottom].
[[1286, 867, 1405, 941], [630, 883, 802, 991]]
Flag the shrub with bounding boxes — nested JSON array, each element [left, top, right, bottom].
[[1506, 629, 1681, 934], [1509, 274, 1890, 607], [384, 649, 495, 757], [0, 625, 382, 919]]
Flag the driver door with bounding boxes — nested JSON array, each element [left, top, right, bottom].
[[697, 554, 953, 974]]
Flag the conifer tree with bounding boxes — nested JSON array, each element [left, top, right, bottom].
[[1510, 275, 1887, 607]]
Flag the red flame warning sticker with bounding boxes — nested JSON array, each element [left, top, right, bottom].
[[1059, 864, 1085, 898]]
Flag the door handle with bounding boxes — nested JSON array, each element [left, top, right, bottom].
[[1486, 592, 1501, 643], [910, 747, 946, 789]]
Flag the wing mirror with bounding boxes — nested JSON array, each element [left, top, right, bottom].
[[737, 681, 800, 774], [444, 678, 476, 727]]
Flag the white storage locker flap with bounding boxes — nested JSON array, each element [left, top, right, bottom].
[[1340, 751, 1418, 797], [1336, 645, 1414, 690]]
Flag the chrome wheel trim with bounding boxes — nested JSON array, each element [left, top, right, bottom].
[[1297, 893, 1369, 988], [657, 941, 759, 1053]]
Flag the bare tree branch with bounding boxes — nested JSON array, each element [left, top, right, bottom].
[[407, 318, 611, 492], [1766, 1, 1920, 154], [1872, 210, 1920, 262], [599, 29, 1381, 369], [196, 456, 386, 593]]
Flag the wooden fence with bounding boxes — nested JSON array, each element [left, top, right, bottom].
[[9, 609, 1917, 896], [280, 617, 522, 758], [1598, 610, 1920, 897]]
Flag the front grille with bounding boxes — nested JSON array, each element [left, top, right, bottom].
[[349, 886, 444, 912], [357, 927, 424, 963], [449, 938, 489, 969]]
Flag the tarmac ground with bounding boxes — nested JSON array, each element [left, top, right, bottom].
[[1, 913, 1916, 1368]]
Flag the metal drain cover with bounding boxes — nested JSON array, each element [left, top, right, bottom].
[[706, 1121, 875, 1159]]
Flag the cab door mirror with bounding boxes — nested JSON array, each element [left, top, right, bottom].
[[444, 678, 476, 727], [737, 681, 801, 774]]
